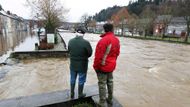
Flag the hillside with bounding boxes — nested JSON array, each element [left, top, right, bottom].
[[92, 0, 164, 22], [93, 5, 122, 22]]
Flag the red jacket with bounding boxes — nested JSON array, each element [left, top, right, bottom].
[[93, 32, 120, 72]]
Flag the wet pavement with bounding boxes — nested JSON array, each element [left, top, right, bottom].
[[0, 32, 190, 107]]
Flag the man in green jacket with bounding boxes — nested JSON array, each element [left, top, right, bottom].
[[68, 28, 92, 99]]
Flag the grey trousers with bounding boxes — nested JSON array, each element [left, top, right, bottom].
[[96, 71, 113, 107]]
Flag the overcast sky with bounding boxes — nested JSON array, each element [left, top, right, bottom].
[[0, 0, 129, 22]]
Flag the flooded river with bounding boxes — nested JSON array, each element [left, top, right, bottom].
[[0, 32, 190, 107], [0, 31, 38, 63], [0, 58, 69, 99]]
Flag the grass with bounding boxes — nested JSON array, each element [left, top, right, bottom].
[[72, 102, 94, 107], [94, 32, 190, 44], [121, 35, 190, 44], [41, 97, 96, 107]]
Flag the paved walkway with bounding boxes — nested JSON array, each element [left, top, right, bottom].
[[0, 85, 123, 107], [49, 32, 67, 51]]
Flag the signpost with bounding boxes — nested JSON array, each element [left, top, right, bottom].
[[47, 34, 55, 44]]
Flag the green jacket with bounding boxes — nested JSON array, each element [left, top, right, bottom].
[[68, 36, 92, 72]]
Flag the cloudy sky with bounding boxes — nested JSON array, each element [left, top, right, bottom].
[[0, 0, 129, 22]]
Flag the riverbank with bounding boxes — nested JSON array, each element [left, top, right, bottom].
[[117, 34, 190, 45], [94, 32, 190, 44]]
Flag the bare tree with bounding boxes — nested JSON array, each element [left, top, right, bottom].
[[88, 20, 97, 33], [158, 1, 174, 38], [80, 13, 91, 31], [111, 7, 129, 36], [127, 14, 138, 36], [138, 5, 156, 37], [26, 0, 68, 33], [88, 20, 96, 28]]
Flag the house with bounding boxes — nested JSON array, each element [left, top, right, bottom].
[[0, 9, 28, 56], [154, 15, 187, 37], [153, 15, 172, 36], [166, 17, 186, 36], [95, 22, 105, 33]]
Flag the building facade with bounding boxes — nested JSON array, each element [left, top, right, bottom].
[[0, 10, 28, 56]]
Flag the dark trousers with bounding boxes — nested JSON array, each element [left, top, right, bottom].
[[70, 68, 87, 85], [70, 68, 87, 99]]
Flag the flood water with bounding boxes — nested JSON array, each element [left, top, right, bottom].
[[0, 58, 69, 99], [0, 32, 190, 107], [0, 31, 38, 63]]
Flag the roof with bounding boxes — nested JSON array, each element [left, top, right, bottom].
[[170, 17, 186, 24], [155, 15, 172, 23], [0, 10, 24, 22], [155, 15, 186, 25]]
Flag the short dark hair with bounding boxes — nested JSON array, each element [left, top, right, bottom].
[[103, 23, 113, 32]]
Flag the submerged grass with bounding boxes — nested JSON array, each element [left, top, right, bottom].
[[120, 35, 190, 44], [72, 102, 94, 107]]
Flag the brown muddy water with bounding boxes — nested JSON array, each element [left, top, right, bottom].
[[0, 33, 190, 107], [0, 58, 69, 99]]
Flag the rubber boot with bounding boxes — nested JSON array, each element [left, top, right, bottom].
[[107, 82, 113, 106], [78, 84, 86, 98], [99, 84, 107, 107], [70, 83, 75, 99]]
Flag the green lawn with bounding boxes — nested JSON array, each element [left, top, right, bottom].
[[123, 35, 190, 44]]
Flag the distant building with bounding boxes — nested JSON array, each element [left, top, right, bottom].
[[166, 17, 186, 36], [0, 9, 29, 56], [153, 15, 172, 36], [0, 10, 27, 33], [153, 15, 186, 37], [95, 22, 106, 33], [60, 22, 80, 31]]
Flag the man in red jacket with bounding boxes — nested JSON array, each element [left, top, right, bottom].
[[93, 23, 120, 107]]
